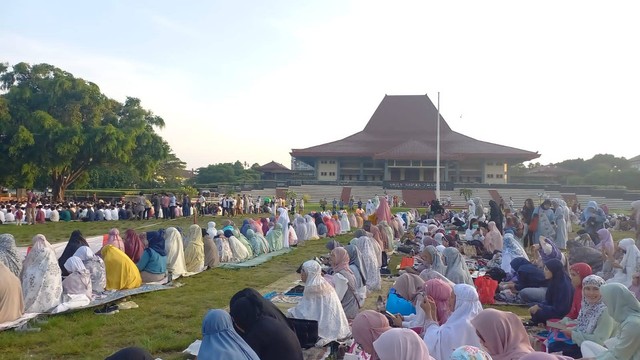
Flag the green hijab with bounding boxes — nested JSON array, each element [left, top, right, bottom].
[[601, 283, 640, 323]]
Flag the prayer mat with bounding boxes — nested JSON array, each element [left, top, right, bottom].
[[219, 248, 292, 269], [0, 313, 39, 332]]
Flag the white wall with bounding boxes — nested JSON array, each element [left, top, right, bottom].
[[317, 159, 338, 181], [484, 161, 507, 184]]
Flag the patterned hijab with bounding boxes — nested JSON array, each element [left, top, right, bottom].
[[0, 233, 22, 277], [576, 275, 607, 334], [451, 346, 493, 360]]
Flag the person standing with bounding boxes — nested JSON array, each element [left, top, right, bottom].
[[161, 193, 170, 220], [299, 198, 304, 214], [169, 193, 177, 219], [182, 193, 191, 217], [26, 189, 37, 225], [135, 192, 146, 220], [152, 193, 161, 220]]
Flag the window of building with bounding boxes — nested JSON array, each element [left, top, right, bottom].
[[329, 172, 336, 176], [496, 174, 503, 179], [320, 160, 327, 164], [487, 174, 494, 178], [329, 160, 336, 164], [320, 172, 327, 176]]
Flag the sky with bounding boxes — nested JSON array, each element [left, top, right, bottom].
[[2, 0, 639, 170]]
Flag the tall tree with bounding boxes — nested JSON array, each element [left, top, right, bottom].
[[0, 62, 173, 200]]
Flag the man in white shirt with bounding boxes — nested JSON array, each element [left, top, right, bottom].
[[50, 208, 60, 222], [44, 205, 52, 220], [104, 205, 112, 220], [5, 209, 15, 223], [0, 209, 5, 224], [110, 206, 119, 221]]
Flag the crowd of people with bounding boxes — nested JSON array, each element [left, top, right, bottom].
[[1, 193, 640, 360]]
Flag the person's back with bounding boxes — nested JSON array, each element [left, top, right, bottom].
[[243, 315, 303, 360]]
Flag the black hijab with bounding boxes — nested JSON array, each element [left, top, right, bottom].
[[105, 347, 153, 360], [146, 231, 166, 256], [59, 230, 89, 276], [229, 288, 302, 360], [229, 288, 292, 332]]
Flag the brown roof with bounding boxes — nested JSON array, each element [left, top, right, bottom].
[[291, 95, 540, 162], [256, 161, 292, 172]]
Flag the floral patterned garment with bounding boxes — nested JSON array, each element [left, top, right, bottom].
[[21, 235, 63, 313], [451, 345, 493, 360]]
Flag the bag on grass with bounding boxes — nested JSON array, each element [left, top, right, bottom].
[[385, 288, 416, 316], [474, 276, 498, 305], [399, 256, 414, 268]]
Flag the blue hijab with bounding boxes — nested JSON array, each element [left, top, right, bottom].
[[240, 220, 251, 237], [146, 231, 166, 256], [198, 310, 260, 360]]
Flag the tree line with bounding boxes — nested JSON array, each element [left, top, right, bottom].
[[0, 62, 184, 200], [510, 154, 640, 189]]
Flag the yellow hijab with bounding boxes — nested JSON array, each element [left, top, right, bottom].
[[102, 245, 142, 290]]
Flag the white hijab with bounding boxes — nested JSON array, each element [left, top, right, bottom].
[[339, 211, 350, 234], [351, 235, 382, 291], [21, 234, 62, 313], [304, 215, 319, 240], [277, 208, 290, 248], [287, 260, 351, 342], [73, 246, 106, 293], [207, 221, 217, 237], [164, 227, 189, 277], [423, 284, 482, 360], [611, 238, 640, 287], [294, 215, 309, 242], [501, 233, 529, 274], [215, 230, 234, 263]]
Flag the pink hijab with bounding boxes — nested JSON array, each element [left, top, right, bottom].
[[375, 196, 392, 224], [470, 308, 534, 360], [331, 247, 352, 275], [106, 228, 125, 252], [596, 228, 614, 257], [484, 221, 503, 253], [123, 229, 144, 263], [393, 273, 425, 303], [373, 328, 434, 360], [352, 310, 391, 360], [424, 278, 452, 325]]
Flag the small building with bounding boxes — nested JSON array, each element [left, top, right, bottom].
[[290, 95, 540, 185], [630, 155, 640, 170], [255, 161, 293, 181]]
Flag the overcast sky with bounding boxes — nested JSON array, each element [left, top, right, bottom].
[[2, 0, 639, 170]]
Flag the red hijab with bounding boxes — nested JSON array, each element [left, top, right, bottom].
[[124, 229, 144, 263], [566, 263, 592, 319]]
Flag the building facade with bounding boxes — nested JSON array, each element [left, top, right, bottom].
[[291, 95, 540, 185]]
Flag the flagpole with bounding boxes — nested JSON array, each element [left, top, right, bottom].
[[436, 92, 441, 202]]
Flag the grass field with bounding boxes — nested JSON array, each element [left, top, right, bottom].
[[0, 212, 635, 359]]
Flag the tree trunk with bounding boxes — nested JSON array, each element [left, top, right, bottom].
[[52, 178, 66, 202]]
